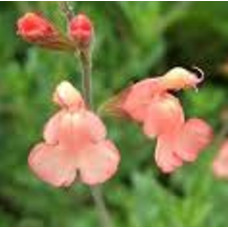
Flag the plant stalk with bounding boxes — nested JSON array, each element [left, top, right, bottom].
[[79, 48, 113, 226], [59, 2, 113, 225]]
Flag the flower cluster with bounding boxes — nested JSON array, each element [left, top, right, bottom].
[[17, 9, 216, 188], [17, 12, 93, 51], [28, 81, 120, 187], [108, 67, 213, 173]]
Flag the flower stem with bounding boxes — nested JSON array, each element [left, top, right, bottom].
[[59, 2, 113, 225], [90, 185, 113, 227], [78, 48, 113, 227], [59, 1, 74, 22], [78, 49, 92, 107]]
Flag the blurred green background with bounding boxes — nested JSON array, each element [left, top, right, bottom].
[[1, 1, 228, 226]]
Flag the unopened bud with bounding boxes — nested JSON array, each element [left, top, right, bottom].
[[17, 12, 74, 51], [69, 13, 93, 49]]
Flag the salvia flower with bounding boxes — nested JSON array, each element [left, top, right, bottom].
[[28, 81, 120, 187], [69, 13, 93, 48], [105, 67, 213, 173], [213, 140, 228, 178], [17, 12, 73, 51]]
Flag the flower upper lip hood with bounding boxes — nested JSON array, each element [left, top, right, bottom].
[[53, 81, 86, 111], [28, 81, 120, 187], [160, 67, 204, 91]]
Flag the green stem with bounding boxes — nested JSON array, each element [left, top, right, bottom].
[[90, 185, 113, 227], [78, 42, 113, 228], [79, 49, 92, 107], [78, 49, 113, 226], [59, 2, 113, 225]]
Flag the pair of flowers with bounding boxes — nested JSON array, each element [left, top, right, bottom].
[[28, 68, 213, 187]]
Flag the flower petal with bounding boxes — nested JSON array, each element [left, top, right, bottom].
[[79, 111, 107, 142], [43, 110, 65, 144], [78, 140, 120, 185], [143, 93, 184, 138], [69, 111, 107, 148], [155, 134, 183, 173], [122, 78, 163, 122], [28, 143, 77, 187], [44, 109, 107, 153], [175, 118, 213, 162]]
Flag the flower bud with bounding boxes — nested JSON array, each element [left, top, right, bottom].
[[17, 13, 57, 42], [17, 12, 73, 51], [69, 13, 93, 48]]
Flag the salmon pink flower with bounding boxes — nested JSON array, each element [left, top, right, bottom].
[[28, 81, 120, 187], [104, 67, 212, 173], [69, 13, 93, 48], [17, 12, 73, 51], [213, 140, 228, 178]]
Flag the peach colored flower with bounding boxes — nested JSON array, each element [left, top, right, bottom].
[[28, 81, 120, 187], [213, 140, 228, 178], [17, 12, 73, 51], [69, 13, 93, 48], [105, 67, 212, 173]]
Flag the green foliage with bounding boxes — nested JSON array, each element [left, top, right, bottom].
[[0, 1, 228, 226]]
